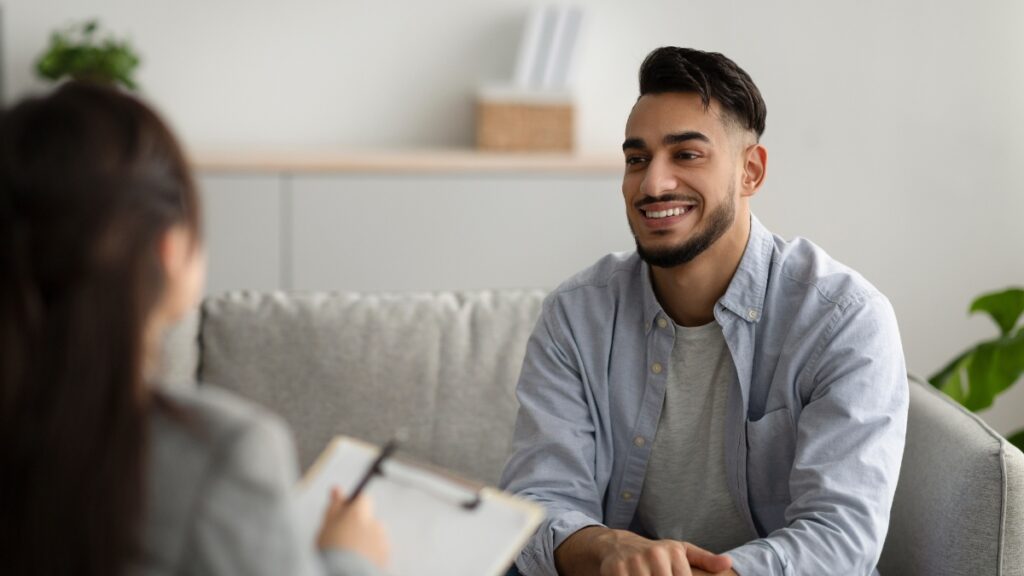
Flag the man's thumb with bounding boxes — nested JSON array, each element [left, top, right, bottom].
[[685, 543, 733, 572]]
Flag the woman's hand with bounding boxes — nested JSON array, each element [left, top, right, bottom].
[[316, 486, 390, 569]]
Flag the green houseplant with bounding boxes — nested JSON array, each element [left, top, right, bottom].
[[35, 20, 140, 89], [929, 287, 1024, 450]]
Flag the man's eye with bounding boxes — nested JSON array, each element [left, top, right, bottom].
[[625, 156, 648, 166], [676, 151, 700, 160]]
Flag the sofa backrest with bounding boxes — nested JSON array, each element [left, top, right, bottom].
[[188, 290, 545, 485]]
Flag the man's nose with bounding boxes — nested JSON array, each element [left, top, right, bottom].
[[639, 156, 678, 198]]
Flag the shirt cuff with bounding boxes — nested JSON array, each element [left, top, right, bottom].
[[726, 540, 787, 576], [320, 549, 384, 576], [517, 510, 605, 576]]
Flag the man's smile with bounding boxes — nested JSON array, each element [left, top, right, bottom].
[[637, 201, 697, 229]]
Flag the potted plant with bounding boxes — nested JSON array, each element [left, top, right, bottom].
[[35, 20, 140, 89], [930, 287, 1024, 450]]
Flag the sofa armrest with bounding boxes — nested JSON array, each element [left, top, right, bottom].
[[879, 375, 1024, 575]]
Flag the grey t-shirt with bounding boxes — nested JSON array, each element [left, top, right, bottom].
[[635, 320, 754, 553]]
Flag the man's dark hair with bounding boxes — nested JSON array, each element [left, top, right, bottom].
[[639, 46, 766, 140]]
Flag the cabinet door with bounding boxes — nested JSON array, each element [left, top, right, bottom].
[[198, 174, 283, 294], [290, 174, 630, 292]]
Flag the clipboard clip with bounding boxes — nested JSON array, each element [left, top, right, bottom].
[[350, 438, 483, 511], [381, 467, 483, 511]]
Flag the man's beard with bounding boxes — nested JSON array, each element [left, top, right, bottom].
[[632, 187, 736, 269]]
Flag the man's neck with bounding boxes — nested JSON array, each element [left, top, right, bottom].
[[649, 214, 751, 327]]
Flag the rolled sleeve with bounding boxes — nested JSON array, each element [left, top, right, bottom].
[[728, 540, 787, 576], [500, 295, 610, 576]]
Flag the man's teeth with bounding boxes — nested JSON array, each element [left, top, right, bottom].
[[645, 207, 689, 219]]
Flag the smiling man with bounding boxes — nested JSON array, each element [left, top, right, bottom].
[[500, 47, 909, 576]]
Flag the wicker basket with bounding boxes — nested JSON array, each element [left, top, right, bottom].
[[476, 99, 574, 152]]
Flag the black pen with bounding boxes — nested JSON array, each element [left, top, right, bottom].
[[344, 439, 399, 507]]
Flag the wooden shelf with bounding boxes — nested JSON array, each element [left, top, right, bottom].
[[190, 148, 622, 175]]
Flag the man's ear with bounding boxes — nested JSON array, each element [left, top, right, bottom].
[[740, 143, 768, 198]]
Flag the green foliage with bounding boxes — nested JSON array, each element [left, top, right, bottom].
[[1008, 430, 1024, 453], [35, 20, 140, 90], [930, 287, 1024, 450]]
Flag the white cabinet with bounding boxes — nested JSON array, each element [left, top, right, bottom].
[[290, 173, 629, 292], [198, 174, 284, 294], [197, 165, 629, 293]]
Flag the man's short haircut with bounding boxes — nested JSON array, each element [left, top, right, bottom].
[[639, 46, 766, 140]]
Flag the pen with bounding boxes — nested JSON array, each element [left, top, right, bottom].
[[344, 438, 399, 506]]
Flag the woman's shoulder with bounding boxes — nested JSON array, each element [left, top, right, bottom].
[[150, 384, 297, 484], [157, 384, 286, 435], [141, 385, 300, 570]]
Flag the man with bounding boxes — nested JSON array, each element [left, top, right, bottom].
[[500, 47, 908, 576]]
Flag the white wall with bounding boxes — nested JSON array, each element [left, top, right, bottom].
[[3, 0, 1023, 433]]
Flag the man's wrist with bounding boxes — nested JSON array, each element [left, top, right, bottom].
[[554, 525, 610, 575]]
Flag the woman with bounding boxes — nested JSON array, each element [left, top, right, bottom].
[[0, 82, 388, 576]]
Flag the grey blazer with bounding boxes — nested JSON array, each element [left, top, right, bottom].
[[128, 384, 382, 576]]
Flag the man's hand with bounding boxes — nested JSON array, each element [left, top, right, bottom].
[[555, 526, 734, 576]]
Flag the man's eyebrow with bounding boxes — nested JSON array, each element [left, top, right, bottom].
[[622, 137, 646, 151], [663, 131, 711, 146], [622, 132, 711, 151]]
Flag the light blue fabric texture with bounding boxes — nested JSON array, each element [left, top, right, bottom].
[[499, 215, 909, 576]]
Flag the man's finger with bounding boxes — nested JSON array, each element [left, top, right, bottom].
[[668, 544, 691, 576], [626, 555, 653, 576], [683, 543, 732, 573], [644, 544, 688, 576]]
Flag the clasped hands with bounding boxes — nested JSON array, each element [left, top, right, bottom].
[[555, 526, 737, 576]]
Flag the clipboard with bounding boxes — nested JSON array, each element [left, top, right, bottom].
[[295, 436, 543, 576]]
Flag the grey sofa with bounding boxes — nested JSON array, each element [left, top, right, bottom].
[[162, 290, 1024, 575]]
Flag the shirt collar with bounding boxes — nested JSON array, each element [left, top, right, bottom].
[[718, 213, 773, 323], [640, 213, 774, 332]]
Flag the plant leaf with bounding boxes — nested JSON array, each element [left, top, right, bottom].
[[929, 348, 971, 389], [1009, 429, 1024, 453], [962, 330, 1024, 411], [970, 287, 1024, 337], [34, 19, 140, 90], [930, 351, 971, 406]]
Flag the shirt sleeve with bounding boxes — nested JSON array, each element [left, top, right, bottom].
[[499, 294, 609, 576], [184, 413, 386, 576], [727, 292, 909, 576]]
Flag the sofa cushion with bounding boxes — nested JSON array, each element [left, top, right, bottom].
[[879, 377, 1024, 575], [198, 290, 545, 485]]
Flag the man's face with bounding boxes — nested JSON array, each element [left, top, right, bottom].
[[622, 92, 747, 268]]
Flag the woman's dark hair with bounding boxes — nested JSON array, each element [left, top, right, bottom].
[[0, 81, 200, 575], [639, 46, 766, 140]]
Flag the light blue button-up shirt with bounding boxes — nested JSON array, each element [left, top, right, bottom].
[[500, 215, 908, 576]]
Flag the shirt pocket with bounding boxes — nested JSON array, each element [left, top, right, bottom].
[[745, 407, 796, 506]]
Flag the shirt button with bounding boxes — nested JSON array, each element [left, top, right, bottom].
[[634, 436, 646, 447], [651, 362, 663, 374], [622, 491, 634, 501], [656, 317, 668, 329], [747, 309, 760, 320]]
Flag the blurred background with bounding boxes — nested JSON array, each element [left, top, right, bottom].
[[3, 0, 1023, 433]]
